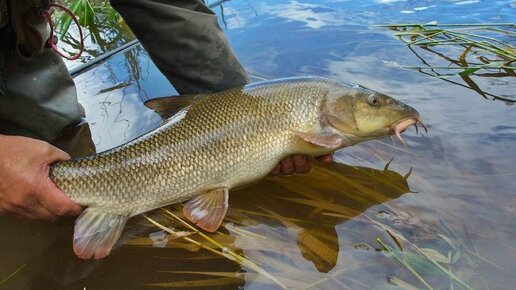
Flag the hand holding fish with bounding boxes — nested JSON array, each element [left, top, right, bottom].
[[0, 133, 323, 222], [0, 135, 82, 221], [271, 154, 332, 175]]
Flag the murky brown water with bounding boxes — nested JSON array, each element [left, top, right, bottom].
[[1, 0, 515, 289]]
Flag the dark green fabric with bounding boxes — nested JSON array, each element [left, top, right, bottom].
[[1, 0, 249, 143], [0, 0, 7, 28], [110, 0, 250, 94], [0, 25, 82, 141]]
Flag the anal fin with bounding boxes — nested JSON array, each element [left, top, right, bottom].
[[73, 207, 129, 259], [183, 188, 229, 232]]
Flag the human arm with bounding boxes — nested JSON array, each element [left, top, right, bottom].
[[0, 134, 82, 221]]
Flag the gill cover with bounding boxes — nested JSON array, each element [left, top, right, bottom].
[[322, 85, 360, 135]]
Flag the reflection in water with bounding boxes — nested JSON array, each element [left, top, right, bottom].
[[71, 45, 174, 153], [119, 160, 412, 288], [385, 23, 516, 103], [59, 0, 136, 69], [230, 161, 411, 274]]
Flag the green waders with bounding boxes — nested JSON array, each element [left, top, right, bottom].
[[110, 0, 250, 95], [0, 0, 249, 143], [0, 0, 82, 141]]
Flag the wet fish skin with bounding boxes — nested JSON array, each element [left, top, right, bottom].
[[49, 77, 421, 259]]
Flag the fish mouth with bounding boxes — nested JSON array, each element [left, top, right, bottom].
[[389, 117, 428, 146]]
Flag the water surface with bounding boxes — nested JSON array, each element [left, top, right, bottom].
[[1, 0, 515, 289]]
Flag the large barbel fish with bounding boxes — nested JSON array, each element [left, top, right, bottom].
[[50, 77, 426, 259]]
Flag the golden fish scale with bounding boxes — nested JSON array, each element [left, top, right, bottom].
[[50, 79, 334, 215]]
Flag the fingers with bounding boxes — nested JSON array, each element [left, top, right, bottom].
[[37, 178, 82, 217], [270, 164, 281, 176], [0, 136, 79, 222], [280, 156, 295, 175], [273, 154, 311, 176], [29, 202, 59, 221], [45, 144, 71, 163], [292, 154, 310, 174], [38, 144, 80, 217], [271, 153, 333, 176], [0, 195, 58, 221], [315, 153, 333, 163]]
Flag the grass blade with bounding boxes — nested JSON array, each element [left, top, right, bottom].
[[0, 264, 26, 286]]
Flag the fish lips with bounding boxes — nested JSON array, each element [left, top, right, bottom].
[[389, 117, 428, 146]]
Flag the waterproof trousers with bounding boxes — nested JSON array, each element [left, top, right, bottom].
[[0, 0, 248, 142]]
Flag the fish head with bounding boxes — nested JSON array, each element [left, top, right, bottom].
[[323, 84, 425, 145]]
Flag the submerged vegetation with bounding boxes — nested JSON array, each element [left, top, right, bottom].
[[0, 264, 26, 286], [56, 0, 119, 35], [383, 22, 515, 103], [120, 161, 502, 289]]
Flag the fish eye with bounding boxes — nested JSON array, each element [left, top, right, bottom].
[[367, 95, 379, 106]]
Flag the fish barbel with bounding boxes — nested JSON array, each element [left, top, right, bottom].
[[50, 77, 425, 259]]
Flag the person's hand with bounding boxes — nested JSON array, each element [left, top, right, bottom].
[[271, 154, 333, 175], [0, 135, 82, 221]]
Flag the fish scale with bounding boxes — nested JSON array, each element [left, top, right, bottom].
[[48, 77, 422, 259], [50, 78, 328, 214]]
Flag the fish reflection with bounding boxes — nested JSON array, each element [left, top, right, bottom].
[[118, 159, 412, 287], [227, 160, 412, 273]]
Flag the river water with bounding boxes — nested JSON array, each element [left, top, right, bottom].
[[0, 0, 514, 289]]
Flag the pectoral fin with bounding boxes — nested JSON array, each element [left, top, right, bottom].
[[183, 188, 229, 232], [73, 207, 129, 259], [293, 131, 345, 149]]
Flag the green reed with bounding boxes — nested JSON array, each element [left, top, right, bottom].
[[370, 216, 475, 290], [56, 0, 119, 38], [123, 161, 499, 289], [382, 22, 515, 77], [0, 264, 26, 286]]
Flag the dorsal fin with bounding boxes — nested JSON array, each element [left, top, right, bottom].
[[144, 95, 199, 120]]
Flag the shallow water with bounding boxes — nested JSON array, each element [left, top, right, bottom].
[[1, 0, 515, 289]]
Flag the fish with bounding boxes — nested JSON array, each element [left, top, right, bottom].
[[49, 77, 426, 259]]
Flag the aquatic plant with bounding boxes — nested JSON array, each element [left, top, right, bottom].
[[383, 22, 515, 103], [123, 161, 413, 288], [120, 158, 510, 289], [51, 0, 133, 58], [56, 0, 119, 36], [375, 228, 474, 290], [0, 264, 26, 286]]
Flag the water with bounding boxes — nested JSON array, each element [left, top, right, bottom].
[[1, 0, 515, 289]]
